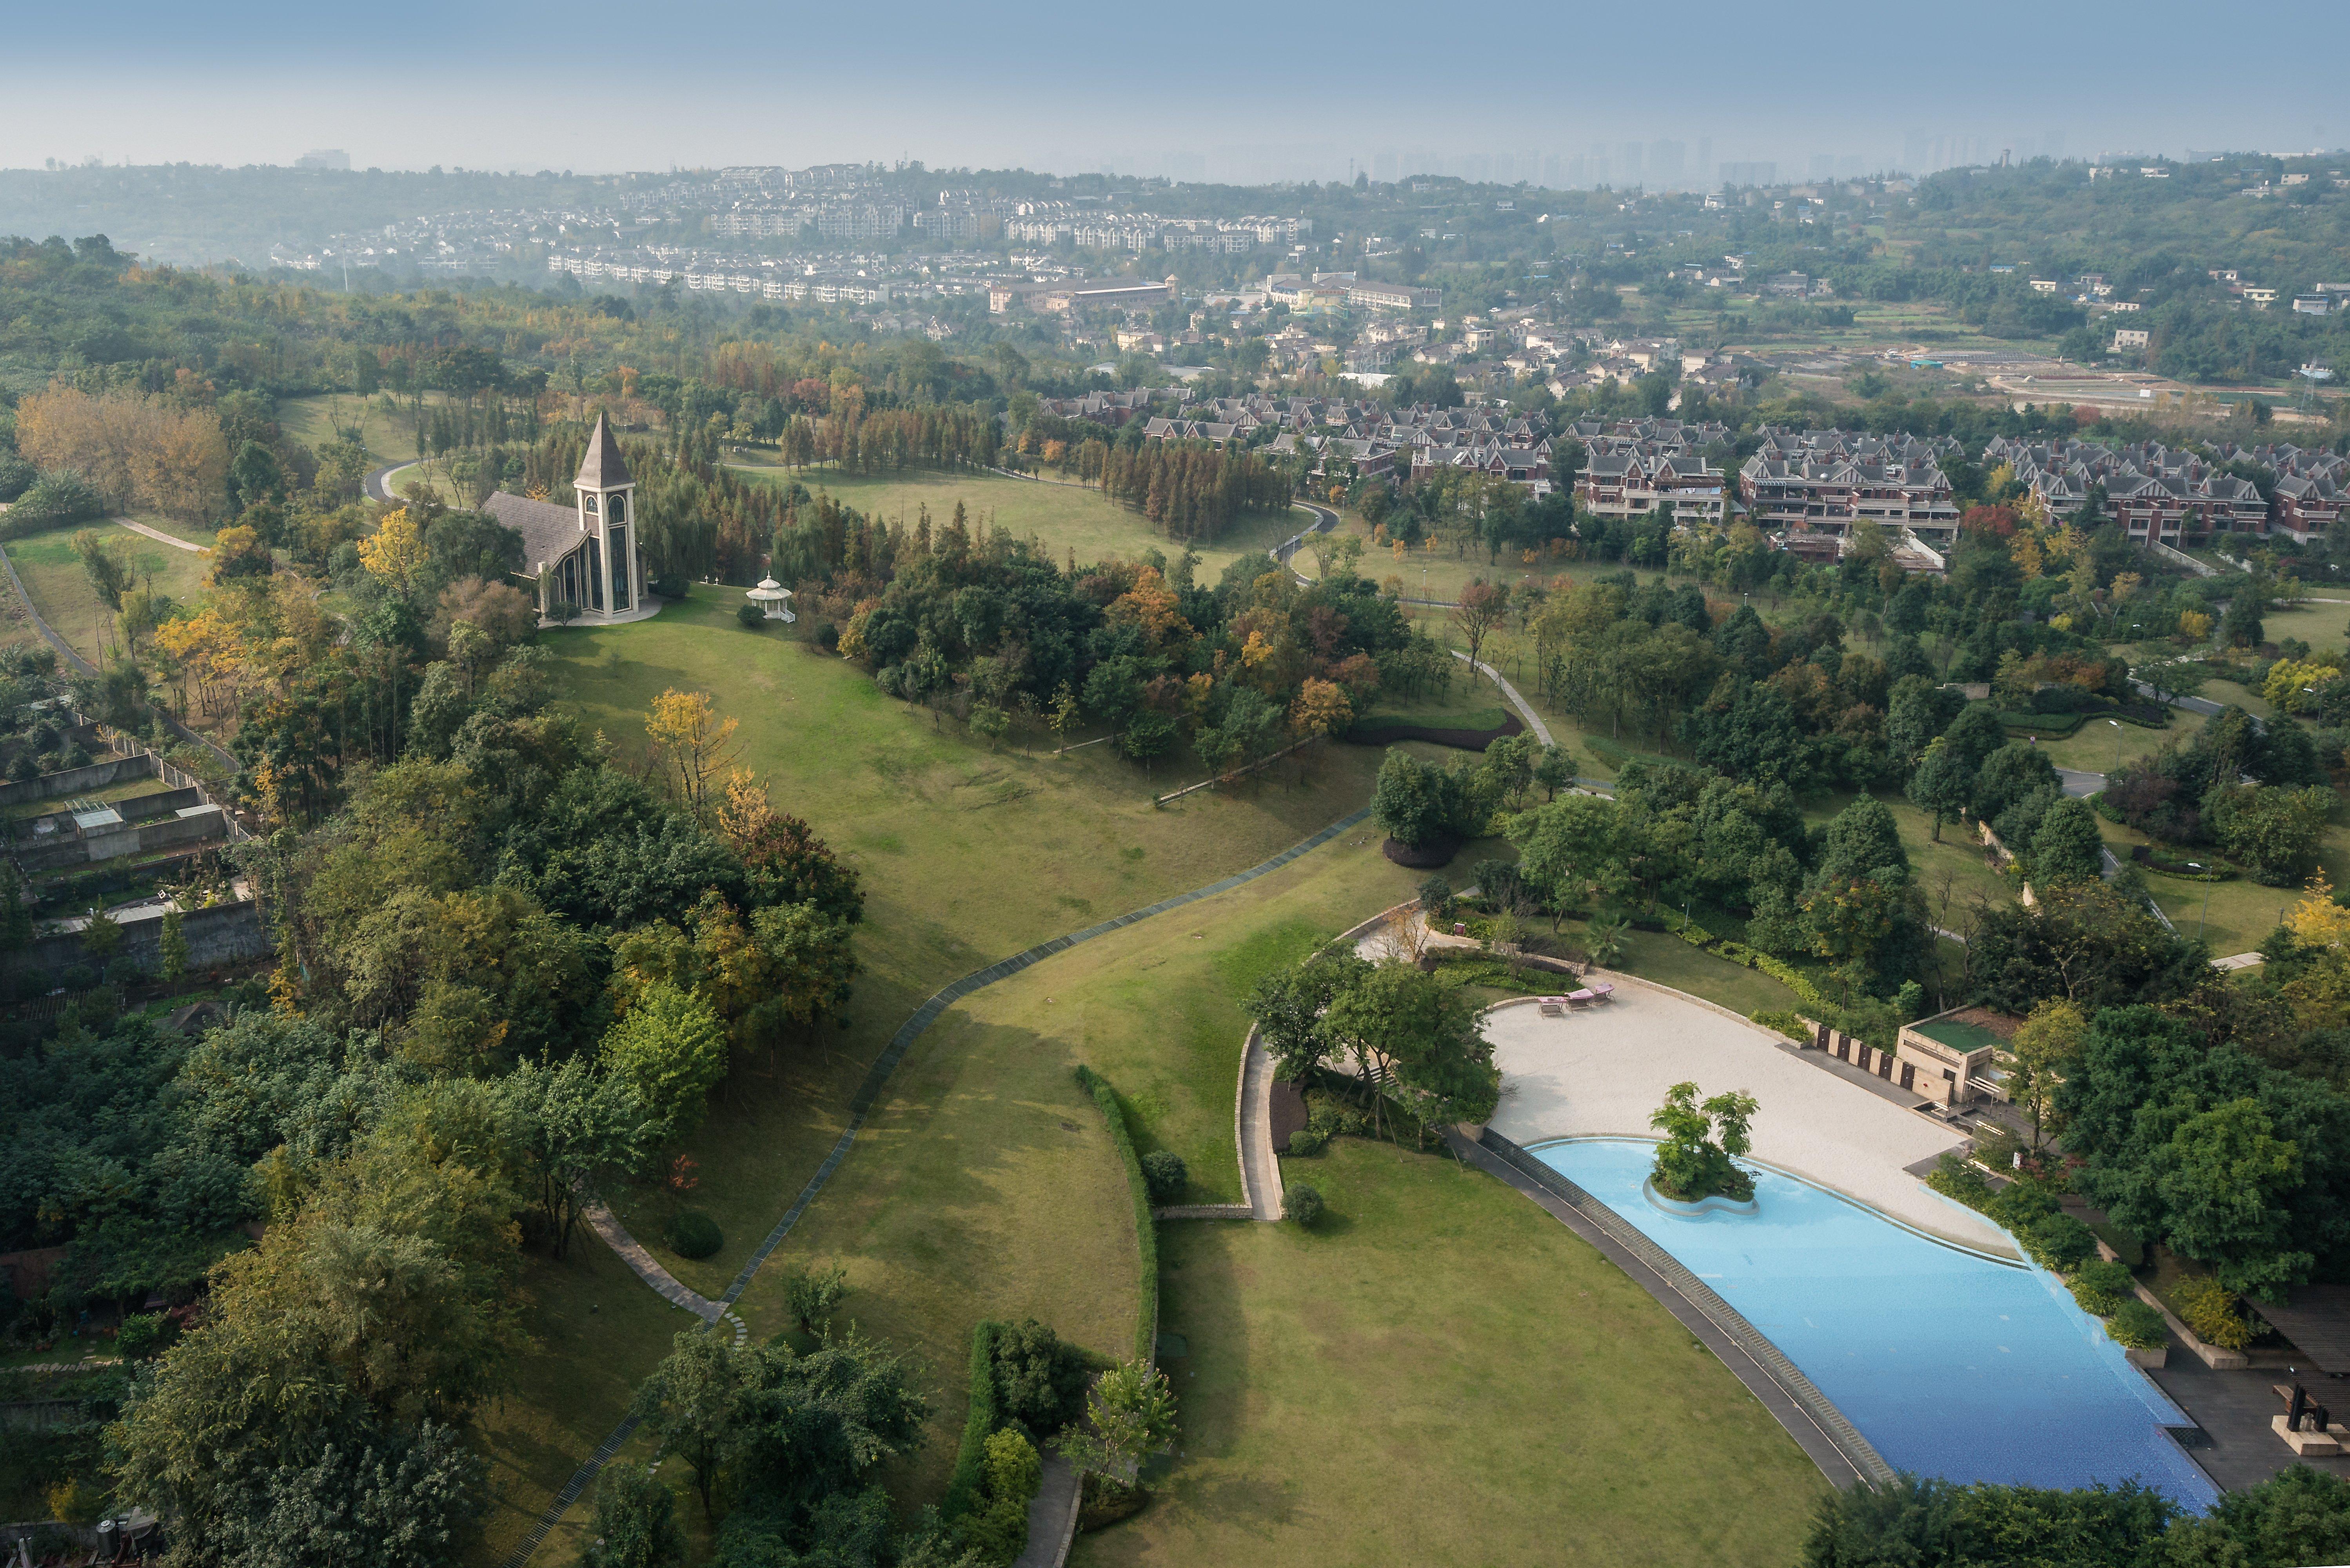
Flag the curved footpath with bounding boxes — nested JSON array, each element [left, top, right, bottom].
[[514, 804, 1374, 1567]]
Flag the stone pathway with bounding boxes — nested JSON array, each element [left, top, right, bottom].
[[511, 805, 1376, 1567], [579, 1198, 722, 1321], [1236, 1029, 1284, 1221], [2212, 951, 2265, 971], [113, 518, 206, 553], [1450, 650, 1554, 745], [1012, 1456, 1082, 1568]]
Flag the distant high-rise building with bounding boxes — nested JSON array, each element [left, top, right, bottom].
[[1720, 161, 1776, 187], [296, 149, 350, 171], [1652, 139, 1686, 182]]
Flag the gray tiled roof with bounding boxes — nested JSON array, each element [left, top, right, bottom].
[[576, 414, 632, 490], [484, 491, 588, 575]]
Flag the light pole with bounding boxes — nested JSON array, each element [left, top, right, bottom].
[[2188, 864, 2211, 941], [2108, 718, 2122, 774]]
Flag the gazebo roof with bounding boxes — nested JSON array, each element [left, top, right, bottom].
[[745, 577, 792, 602]]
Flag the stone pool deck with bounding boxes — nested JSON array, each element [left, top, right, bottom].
[[1484, 983, 2018, 1260]]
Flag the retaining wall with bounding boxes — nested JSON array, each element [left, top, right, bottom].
[[17, 804, 226, 872], [18, 898, 268, 976], [0, 752, 156, 808]]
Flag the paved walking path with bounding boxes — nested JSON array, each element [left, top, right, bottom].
[[114, 518, 205, 553], [513, 804, 1376, 1566], [1012, 1456, 1083, 1568], [1450, 650, 1553, 745], [579, 1198, 721, 1321], [1236, 1029, 1284, 1221]]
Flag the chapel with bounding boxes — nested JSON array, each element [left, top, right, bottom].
[[483, 413, 647, 619]]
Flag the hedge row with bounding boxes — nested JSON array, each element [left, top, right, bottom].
[[942, 1319, 1005, 1523], [1074, 1064, 1159, 1367], [1712, 938, 1831, 1014]]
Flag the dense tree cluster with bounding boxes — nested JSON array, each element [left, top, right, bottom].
[[1095, 439, 1291, 542]]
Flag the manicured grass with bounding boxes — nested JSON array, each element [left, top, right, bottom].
[[469, 1230, 714, 1567], [4, 520, 213, 665], [501, 586, 1404, 1531], [1075, 1137, 1825, 1568], [730, 464, 1300, 583], [2034, 708, 2203, 775], [2093, 811, 2350, 959], [274, 391, 434, 467]]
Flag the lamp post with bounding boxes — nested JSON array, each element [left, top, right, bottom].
[[2187, 864, 2211, 940], [2108, 718, 2122, 774]]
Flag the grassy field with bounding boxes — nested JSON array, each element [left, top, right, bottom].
[[1078, 1137, 1825, 1568], [274, 390, 432, 466], [730, 464, 1301, 582], [2092, 809, 2350, 960], [517, 586, 1829, 1555], [517, 584, 1400, 1532], [2034, 709, 2203, 775], [4, 519, 214, 665]]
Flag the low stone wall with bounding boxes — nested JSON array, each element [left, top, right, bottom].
[[0, 751, 156, 808]]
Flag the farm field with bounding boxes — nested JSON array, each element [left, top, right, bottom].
[[730, 463, 1301, 582]]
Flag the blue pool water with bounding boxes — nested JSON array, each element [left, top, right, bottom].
[[1534, 1138, 2218, 1507]]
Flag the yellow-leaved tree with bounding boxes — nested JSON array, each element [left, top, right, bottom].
[[356, 507, 425, 597], [645, 689, 741, 819]]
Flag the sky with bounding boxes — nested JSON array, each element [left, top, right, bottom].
[[2, 0, 2337, 181]]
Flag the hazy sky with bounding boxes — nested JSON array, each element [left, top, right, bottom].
[[4, 0, 2336, 179]]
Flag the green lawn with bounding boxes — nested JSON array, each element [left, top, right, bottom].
[[4, 520, 214, 666], [730, 464, 1300, 583], [2093, 811, 2350, 959], [2034, 709, 2202, 775], [274, 391, 434, 467], [2265, 599, 2350, 654], [512, 584, 1402, 1533], [1077, 1137, 1824, 1568]]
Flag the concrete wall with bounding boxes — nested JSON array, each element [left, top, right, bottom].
[[16, 804, 227, 873], [18, 786, 203, 839], [20, 898, 268, 977], [0, 751, 158, 808]]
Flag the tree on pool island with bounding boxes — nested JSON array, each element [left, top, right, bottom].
[[1647, 1080, 1759, 1203]]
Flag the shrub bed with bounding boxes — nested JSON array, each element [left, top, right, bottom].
[[1074, 1065, 1159, 1365], [663, 1210, 722, 1259]]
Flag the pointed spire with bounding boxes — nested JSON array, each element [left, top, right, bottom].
[[575, 413, 632, 490]]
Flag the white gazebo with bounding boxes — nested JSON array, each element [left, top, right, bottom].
[[746, 577, 795, 622]]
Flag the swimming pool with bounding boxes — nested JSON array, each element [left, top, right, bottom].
[[1533, 1137, 2218, 1508]]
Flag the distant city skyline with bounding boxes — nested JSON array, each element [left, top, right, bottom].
[[0, 0, 2334, 181]]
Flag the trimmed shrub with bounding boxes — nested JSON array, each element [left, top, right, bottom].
[[2107, 1299, 2168, 1351], [2017, 1213, 2098, 1274], [736, 603, 767, 628], [2069, 1259, 2137, 1318], [1285, 1127, 1326, 1157], [1075, 1065, 1158, 1364], [115, 1311, 173, 1359], [943, 1320, 1003, 1523], [648, 572, 690, 599], [2176, 1277, 2254, 1350], [1925, 1155, 1994, 1210], [1140, 1150, 1187, 1201], [992, 1318, 1099, 1439], [663, 1209, 722, 1260], [1285, 1184, 1325, 1227], [963, 1427, 1042, 1565]]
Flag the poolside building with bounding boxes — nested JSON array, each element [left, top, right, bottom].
[[1897, 1007, 2018, 1106]]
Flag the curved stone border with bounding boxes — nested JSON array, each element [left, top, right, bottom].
[[1465, 1128, 1895, 1492], [1643, 1179, 1760, 1218], [505, 804, 1375, 1566]]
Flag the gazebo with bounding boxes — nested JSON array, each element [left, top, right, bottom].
[[745, 577, 795, 622]]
